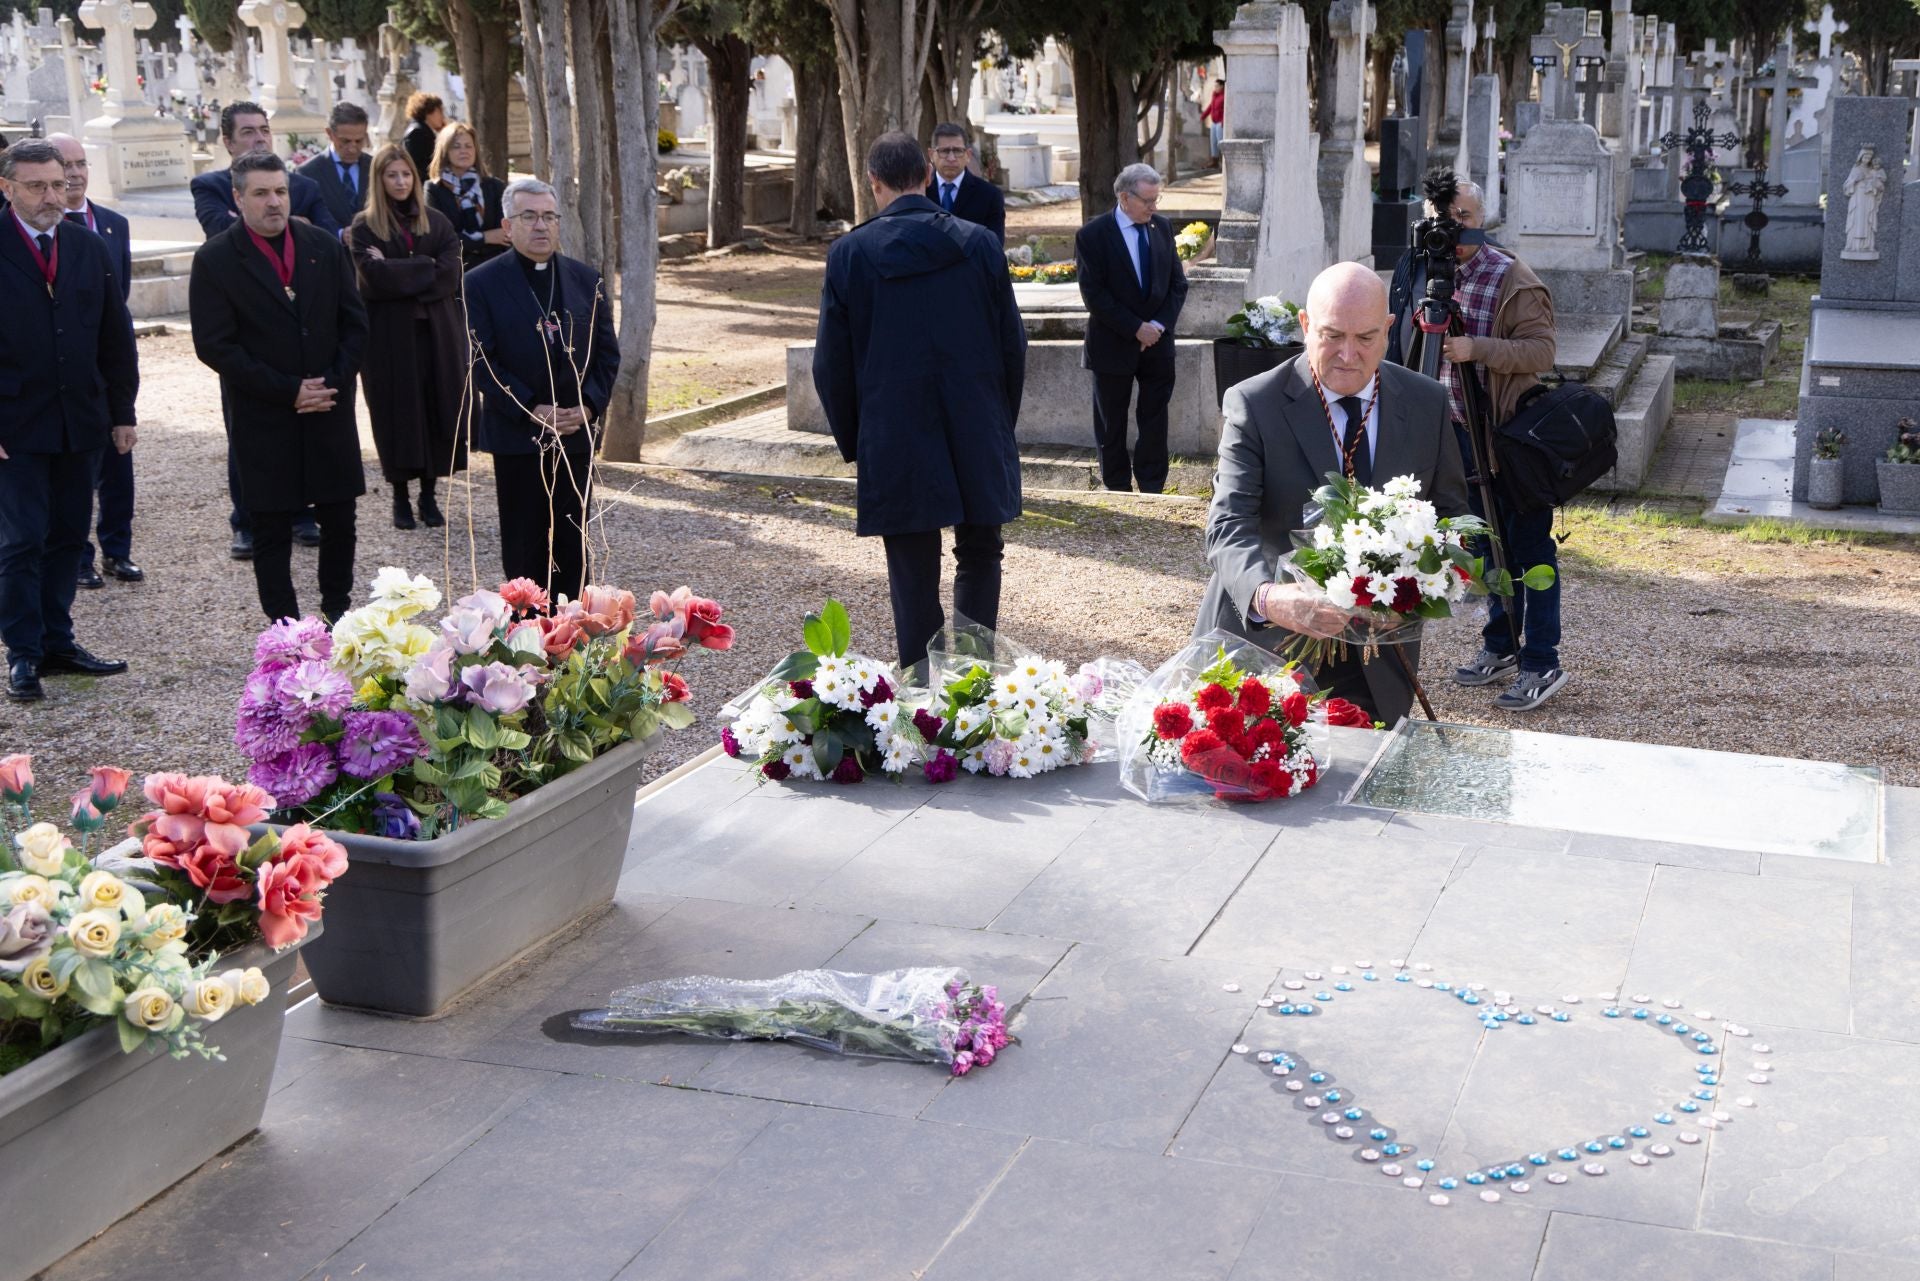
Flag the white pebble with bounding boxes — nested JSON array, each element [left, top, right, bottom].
[[1428, 1193, 1451, 1206], [1414, 962, 1433, 971], [1582, 1163, 1607, 1176], [1562, 994, 1583, 1004], [1629, 1153, 1652, 1166], [1677, 1132, 1702, 1145], [1223, 983, 1241, 993], [1285, 1081, 1304, 1092], [1510, 1182, 1531, 1194], [1381, 1163, 1403, 1177], [1734, 1096, 1755, 1108], [1479, 1190, 1501, 1203], [1753, 1060, 1772, 1071], [1748, 1073, 1771, 1084], [1754, 1043, 1772, 1054], [1232, 1044, 1250, 1055], [1403, 1176, 1425, 1189], [1546, 1172, 1569, 1185]]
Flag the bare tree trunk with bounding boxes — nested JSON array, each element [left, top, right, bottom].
[[825, 0, 937, 220], [597, 23, 619, 266], [816, 58, 855, 222], [699, 32, 752, 248], [536, 0, 580, 252], [478, 19, 510, 178], [569, 0, 609, 265], [1367, 43, 1389, 140], [602, 0, 681, 462], [924, 0, 982, 129], [1073, 42, 1136, 220], [789, 58, 826, 236], [518, 0, 549, 177]]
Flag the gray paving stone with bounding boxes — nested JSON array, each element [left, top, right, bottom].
[[922, 947, 1265, 1152], [42, 1046, 551, 1281], [1171, 968, 1482, 1183], [989, 803, 1279, 953], [1759, 851, 1918, 884], [268, 1018, 348, 1095], [1838, 1257, 1920, 1281], [1385, 811, 1574, 852], [1883, 785, 1920, 868], [456, 897, 873, 1079], [796, 787, 1096, 927], [1407, 847, 1652, 996], [686, 923, 1072, 1116], [311, 1077, 783, 1281], [1224, 1169, 1548, 1280], [621, 784, 923, 905], [923, 1139, 1280, 1281], [613, 1108, 1023, 1281], [1188, 832, 1464, 971], [1433, 1007, 1716, 1230], [624, 762, 761, 868], [1850, 878, 1920, 1044], [1624, 867, 1853, 1033], [1701, 1027, 1920, 1261], [1532, 1214, 1834, 1280], [1564, 831, 1763, 874]]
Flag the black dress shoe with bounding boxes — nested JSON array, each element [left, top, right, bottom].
[[76, 561, 105, 590], [38, 646, 128, 677], [104, 556, 145, 582], [230, 530, 254, 560], [392, 493, 416, 531], [6, 658, 41, 702], [417, 491, 445, 528], [293, 522, 323, 547]]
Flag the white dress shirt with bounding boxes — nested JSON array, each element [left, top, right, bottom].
[[1321, 373, 1380, 469]]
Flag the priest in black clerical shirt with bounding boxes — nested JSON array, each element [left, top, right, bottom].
[[188, 150, 367, 624], [464, 178, 620, 603]]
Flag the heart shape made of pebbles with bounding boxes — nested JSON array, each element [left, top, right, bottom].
[[1221, 960, 1779, 1208]]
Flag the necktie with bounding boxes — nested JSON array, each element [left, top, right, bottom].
[[1135, 222, 1152, 290], [64, 211, 84, 225], [1339, 396, 1372, 485], [341, 162, 356, 195], [941, 181, 955, 211], [35, 233, 52, 257]]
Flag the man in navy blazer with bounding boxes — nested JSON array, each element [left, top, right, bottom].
[[191, 101, 332, 558], [1074, 162, 1188, 493], [48, 134, 142, 591], [923, 122, 1006, 245], [466, 178, 620, 602], [295, 102, 372, 235], [0, 140, 139, 702]]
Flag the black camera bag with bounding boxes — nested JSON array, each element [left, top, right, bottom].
[[1492, 384, 1618, 513]]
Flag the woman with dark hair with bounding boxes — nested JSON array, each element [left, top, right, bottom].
[[426, 121, 508, 271], [348, 143, 469, 530], [402, 91, 445, 188]]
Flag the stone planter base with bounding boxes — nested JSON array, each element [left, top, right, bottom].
[[1808, 457, 1845, 510], [1877, 461, 1920, 515], [0, 933, 311, 1281], [1214, 339, 1301, 409], [300, 733, 658, 1018]]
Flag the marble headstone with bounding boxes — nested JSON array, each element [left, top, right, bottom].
[[1820, 96, 1909, 302]]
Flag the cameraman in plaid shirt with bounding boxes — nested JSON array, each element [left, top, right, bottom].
[[1426, 180, 1564, 712]]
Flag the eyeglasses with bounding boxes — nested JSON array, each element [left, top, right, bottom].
[[7, 180, 65, 196], [1123, 191, 1162, 207], [932, 147, 969, 158], [511, 212, 563, 227]]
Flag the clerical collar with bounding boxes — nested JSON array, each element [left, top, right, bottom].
[[515, 249, 554, 272]]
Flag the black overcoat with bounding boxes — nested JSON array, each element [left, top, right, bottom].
[[0, 216, 138, 456], [188, 218, 368, 512], [348, 207, 469, 481], [812, 194, 1026, 537], [465, 251, 620, 457]]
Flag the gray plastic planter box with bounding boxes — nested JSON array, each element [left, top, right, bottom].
[[0, 934, 309, 1281], [298, 733, 657, 1017]]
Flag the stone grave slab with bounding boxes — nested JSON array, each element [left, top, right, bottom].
[[1549, 312, 1624, 379], [1535, 1214, 1836, 1280], [1820, 97, 1911, 302]]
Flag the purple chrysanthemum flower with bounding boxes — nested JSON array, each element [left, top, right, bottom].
[[923, 749, 960, 784], [276, 659, 355, 721], [720, 726, 742, 758], [912, 709, 945, 742], [370, 791, 422, 840], [830, 756, 864, 784], [234, 692, 306, 760], [338, 711, 428, 780], [247, 742, 339, 807], [253, 616, 333, 671]]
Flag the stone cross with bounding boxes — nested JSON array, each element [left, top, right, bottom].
[[1530, 5, 1602, 124], [1480, 10, 1497, 74], [1439, 0, 1474, 168], [57, 15, 92, 125], [340, 36, 367, 101], [1804, 4, 1846, 61], [173, 13, 199, 96], [1600, 0, 1633, 142], [237, 0, 305, 114], [1746, 43, 1817, 176]]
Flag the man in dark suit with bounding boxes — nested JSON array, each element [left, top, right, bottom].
[[296, 102, 372, 236], [0, 140, 138, 702], [924, 122, 1005, 245], [1194, 262, 1469, 726], [466, 177, 620, 603], [815, 131, 1026, 671], [48, 134, 141, 591], [190, 101, 336, 561], [1075, 163, 1188, 493], [189, 152, 367, 624]]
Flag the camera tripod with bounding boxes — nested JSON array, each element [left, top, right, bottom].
[[1397, 267, 1527, 706]]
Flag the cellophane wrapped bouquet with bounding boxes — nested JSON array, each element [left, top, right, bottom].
[[573, 968, 1010, 1075], [1118, 633, 1330, 804]]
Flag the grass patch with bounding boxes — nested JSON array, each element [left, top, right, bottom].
[[1555, 500, 1916, 577]]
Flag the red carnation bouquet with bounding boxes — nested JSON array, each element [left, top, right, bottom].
[[1119, 634, 1329, 803]]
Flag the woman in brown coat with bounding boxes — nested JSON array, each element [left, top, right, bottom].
[[348, 143, 469, 529]]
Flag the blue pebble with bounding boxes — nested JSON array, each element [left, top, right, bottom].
[[1628, 1126, 1650, 1138], [1336, 982, 1354, 992], [1435, 981, 1453, 992], [1583, 1141, 1604, 1153], [1362, 972, 1378, 982], [1603, 1007, 1622, 1018], [1517, 1015, 1537, 1025], [1316, 992, 1334, 1002], [1695, 1063, 1715, 1075], [1692, 1032, 1711, 1043], [1299, 1004, 1318, 1017], [1344, 1107, 1364, 1121], [1464, 994, 1482, 1005], [1701, 1075, 1719, 1086], [1657, 1014, 1674, 1025], [1418, 1159, 1436, 1172], [1278, 1005, 1295, 1015], [1438, 1177, 1457, 1189], [1466, 1172, 1487, 1185], [1492, 1011, 1510, 1022], [1694, 1088, 1715, 1101], [1395, 974, 1412, 983], [1506, 1164, 1527, 1178], [1654, 1113, 1675, 1124], [1696, 1044, 1717, 1055], [1383, 1144, 1404, 1157], [1557, 1149, 1579, 1161], [1632, 1009, 1650, 1020], [1309, 1072, 1327, 1084], [1325, 1089, 1343, 1103], [1551, 1011, 1571, 1023], [1673, 1023, 1691, 1035], [1607, 1136, 1627, 1150], [1679, 1102, 1700, 1113], [1370, 1128, 1389, 1141], [1488, 1168, 1507, 1181], [1528, 1153, 1550, 1166]]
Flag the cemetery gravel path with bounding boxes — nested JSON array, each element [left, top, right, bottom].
[[3, 334, 1917, 813]]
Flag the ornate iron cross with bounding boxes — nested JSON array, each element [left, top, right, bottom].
[[1660, 100, 1742, 255], [1724, 167, 1791, 267]]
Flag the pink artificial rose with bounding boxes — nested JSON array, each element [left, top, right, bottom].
[[682, 597, 734, 651], [0, 900, 55, 976], [625, 620, 687, 665], [256, 858, 323, 949], [203, 779, 273, 856], [405, 643, 458, 703], [0, 752, 33, 802], [87, 765, 133, 813], [577, 585, 637, 637], [182, 841, 252, 903], [497, 577, 551, 616], [275, 822, 349, 884]]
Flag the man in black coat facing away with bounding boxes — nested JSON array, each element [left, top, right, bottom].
[[1075, 162, 1188, 493], [189, 152, 367, 624], [296, 102, 373, 236], [466, 178, 620, 603], [815, 131, 1026, 671], [47, 133, 141, 590], [924, 122, 1005, 246], [0, 140, 138, 702]]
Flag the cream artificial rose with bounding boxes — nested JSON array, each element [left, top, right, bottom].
[[125, 985, 177, 1031], [19, 954, 65, 999], [138, 903, 189, 949], [67, 909, 122, 958], [368, 567, 443, 619], [14, 822, 68, 876], [3, 874, 55, 907], [184, 976, 234, 1022], [219, 966, 272, 1006], [78, 870, 132, 914]]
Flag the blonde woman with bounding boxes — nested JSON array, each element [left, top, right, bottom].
[[426, 121, 507, 271], [348, 144, 469, 530]]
